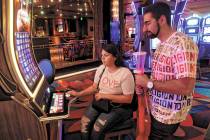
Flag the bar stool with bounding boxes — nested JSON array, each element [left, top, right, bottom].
[[104, 118, 135, 140]]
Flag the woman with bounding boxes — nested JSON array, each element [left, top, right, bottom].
[[68, 44, 135, 140]]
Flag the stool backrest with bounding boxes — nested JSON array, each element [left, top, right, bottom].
[[39, 59, 55, 84]]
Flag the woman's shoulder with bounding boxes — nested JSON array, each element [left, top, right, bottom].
[[96, 64, 106, 72], [119, 67, 132, 74]]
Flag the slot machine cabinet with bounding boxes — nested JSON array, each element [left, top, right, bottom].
[[0, 0, 72, 139], [199, 16, 210, 59], [184, 16, 201, 45]]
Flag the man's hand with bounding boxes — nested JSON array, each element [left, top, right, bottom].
[[135, 74, 149, 88]]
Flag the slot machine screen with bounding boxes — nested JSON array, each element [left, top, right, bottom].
[[202, 35, 210, 43], [189, 36, 198, 43], [203, 27, 210, 35], [185, 27, 199, 34], [49, 92, 65, 115], [205, 18, 210, 25], [14, 0, 41, 91], [150, 38, 160, 50], [187, 18, 199, 26]]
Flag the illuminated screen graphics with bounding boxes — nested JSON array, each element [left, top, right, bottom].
[[205, 18, 210, 25], [14, 0, 41, 91], [151, 38, 160, 50], [202, 35, 210, 43], [204, 26, 210, 34], [15, 32, 41, 89], [187, 18, 199, 26], [49, 93, 64, 114]]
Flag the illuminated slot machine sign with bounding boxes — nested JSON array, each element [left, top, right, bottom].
[[185, 17, 200, 44], [12, 0, 42, 95], [202, 17, 210, 43], [150, 38, 160, 50]]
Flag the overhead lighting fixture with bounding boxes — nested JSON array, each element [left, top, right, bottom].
[[40, 10, 44, 15]]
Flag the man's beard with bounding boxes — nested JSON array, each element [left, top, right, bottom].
[[145, 23, 160, 39]]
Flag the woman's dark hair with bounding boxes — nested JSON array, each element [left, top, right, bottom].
[[144, 2, 171, 26], [102, 44, 124, 67]]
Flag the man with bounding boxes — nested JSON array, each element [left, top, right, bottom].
[[135, 2, 198, 140]]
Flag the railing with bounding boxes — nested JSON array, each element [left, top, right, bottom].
[[33, 40, 94, 63]]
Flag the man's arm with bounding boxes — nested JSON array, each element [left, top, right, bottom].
[[153, 77, 196, 96], [135, 74, 196, 96]]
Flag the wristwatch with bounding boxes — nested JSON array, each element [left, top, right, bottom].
[[147, 80, 154, 90]]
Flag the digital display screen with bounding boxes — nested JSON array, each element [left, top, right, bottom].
[[14, 0, 41, 91], [185, 27, 199, 34], [49, 93, 64, 114], [188, 29, 196, 33], [203, 27, 210, 34], [150, 38, 160, 50], [202, 35, 210, 43], [205, 18, 210, 25], [187, 18, 199, 26]]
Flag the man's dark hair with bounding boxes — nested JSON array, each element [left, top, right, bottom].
[[144, 2, 171, 25], [102, 44, 124, 67]]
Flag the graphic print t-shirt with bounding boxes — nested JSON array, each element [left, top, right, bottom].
[[151, 32, 198, 124], [94, 65, 135, 95]]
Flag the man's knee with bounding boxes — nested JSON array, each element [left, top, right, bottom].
[[81, 115, 90, 133]]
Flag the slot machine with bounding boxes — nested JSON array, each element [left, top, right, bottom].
[[0, 0, 74, 139], [184, 16, 201, 44], [177, 18, 184, 33], [199, 16, 210, 59]]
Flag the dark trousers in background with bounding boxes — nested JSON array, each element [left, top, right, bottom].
[[149, 115, 180, 140], [81, 104, 132, 140]]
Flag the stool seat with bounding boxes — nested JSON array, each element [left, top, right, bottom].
[[105, 118, 135, 140]]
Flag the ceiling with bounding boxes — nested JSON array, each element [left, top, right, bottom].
[[33, 0, 210, 19], [33, 0, 94, 18], [183, 0, 210, 17]]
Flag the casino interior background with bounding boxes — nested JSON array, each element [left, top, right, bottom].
[[0, 0, 210, 140]]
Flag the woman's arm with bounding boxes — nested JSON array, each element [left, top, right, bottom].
[[67, 83, 98, 97], [95, 93, 133, 104]]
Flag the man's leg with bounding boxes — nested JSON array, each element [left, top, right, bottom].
[[149, 116, 179, 140]]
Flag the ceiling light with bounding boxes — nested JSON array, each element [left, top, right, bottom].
[[40, 10, 44, 15]]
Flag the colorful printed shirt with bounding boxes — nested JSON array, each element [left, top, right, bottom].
[[151, 32, 198, 124], [94, 65, 135, 95]]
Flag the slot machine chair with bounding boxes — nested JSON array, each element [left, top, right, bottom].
[[104, 117, 136, 140], [104, 95, 138, 140], [38, 59, 55, 84]]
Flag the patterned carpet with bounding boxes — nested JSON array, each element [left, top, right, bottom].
[[53, 73, 210, 140]]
